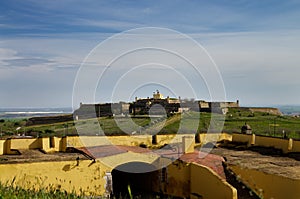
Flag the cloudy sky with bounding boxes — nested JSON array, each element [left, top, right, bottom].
[[1, 0, 300, 108]]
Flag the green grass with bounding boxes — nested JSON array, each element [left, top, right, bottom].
[[0, 117, 151, 137], [224, 108, 300, 139], [0, 182, 175, 199], [160, 109, 300, 139], [1, 109, 300, 139], [0, 182, 83, 199]]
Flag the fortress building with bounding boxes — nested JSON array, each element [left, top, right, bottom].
[[73, 90, 240, 119], [130, 90, 180, 115]]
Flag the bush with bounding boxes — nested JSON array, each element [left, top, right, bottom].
[[44, 129, 55, 134]]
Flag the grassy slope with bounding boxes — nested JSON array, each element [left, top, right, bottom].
[[160, 109, 300, 139], [1, 109, 299, 139]]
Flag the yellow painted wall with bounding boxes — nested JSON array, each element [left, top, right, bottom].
[[6, 137, 65, 153], [66, 135, 153, 148], [230, 133, 300, 153], [153, 160, 237, 199], [292, 140, 300, 152], [162, 160, 191, 198], [0, 140, 5, 155], [100, 151, 159, 170], [10, 138, 41, 150], [40, 137, 66, 152], [232, 133, 251, 144], [40, 137, 50, 152], [3, 134, 300, 155], [255, 136, 289, 153], [0, 152, 237, 199], [219, 133, 232, 142], [156, 134, 178, 145], [3, 139, 18, 155], [0, 160, 110, 196], [229, 165, 300, 199], [67, 134, 197, 149], [183, 136, 195, 153], [190, 163, 237, 199]]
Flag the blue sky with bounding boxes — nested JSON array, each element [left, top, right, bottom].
[[1, 0, 300, 108]]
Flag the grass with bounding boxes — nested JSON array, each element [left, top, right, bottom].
[[0, 108, 299, 139], [160, 109, 300, 139], [0, 117, 151, 137], [224, 108, 300, 139], [0, 182, 177, 199], [0, 182, 83, 199]]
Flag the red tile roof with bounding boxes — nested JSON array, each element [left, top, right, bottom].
[[77, 145, 225, 178]]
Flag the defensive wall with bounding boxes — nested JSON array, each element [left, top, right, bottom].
[[1, 133, 300, 155], [0, 135, 237, 198], [224, 133, 300, 199], [230, 133, 300, 153], [1, 134, 300, 198], [0, 158, 237, 199], [0, 137, 66, 155], [228, 165, 300, 199]]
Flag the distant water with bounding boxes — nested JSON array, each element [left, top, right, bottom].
[[0, 107, 73, 119], [276, 105, 300, 115]]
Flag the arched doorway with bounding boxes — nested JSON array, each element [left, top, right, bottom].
[[111, 162, 159, 198]]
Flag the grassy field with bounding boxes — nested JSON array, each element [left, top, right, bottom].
[[0, 182, 83, 199], [0, 108, 299, 139], [160, 109, 300, 139], [0, 117, 152, 137], [0, 182, 173, 199]]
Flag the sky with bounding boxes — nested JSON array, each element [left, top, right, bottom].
[[0, 0, 300, 108]]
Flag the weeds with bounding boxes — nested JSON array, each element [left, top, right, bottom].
[[0, 182, 83, 199]]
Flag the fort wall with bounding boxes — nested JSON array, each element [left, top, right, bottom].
[[0, 157, 237, 199], [190, 163, 237, 199], [229, 165, 300, 199], [2, 133, 300, 156], [230, 133, 300, 153], [0, 140, 4, 155], [0, 160, 108, 196]]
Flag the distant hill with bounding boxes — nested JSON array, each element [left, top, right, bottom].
[[276, 105, 300, 115]]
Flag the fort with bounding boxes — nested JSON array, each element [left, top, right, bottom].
[[26, 91, 282, 127], [1, 92, 292, 199], [0, 133, 300, 199], [73, 90, 241, 119]]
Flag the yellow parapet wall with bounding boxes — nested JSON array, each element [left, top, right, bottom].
[[0, 160, 109, 196], [190, 163, 237, 199], [230, 133, 300, 153], [229, 165, 300, 199], [292, 139, 300, 152], [255, 136, 290, 153], [0, 150, 237, 198], [0, 140, 5, 155], [2, 134, 299, 155], [160, 160, 191, 198], [4, 137, 66, 154], [66, 135, 153, 148], [10, 138, 41, 150]]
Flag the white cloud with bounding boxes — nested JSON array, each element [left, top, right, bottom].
[[73, 19, 144, 30], [1, 28, 300, 107]]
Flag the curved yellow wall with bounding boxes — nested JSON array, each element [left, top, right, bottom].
[[229, 165, 300, 199], [190, 163, 237, 199]]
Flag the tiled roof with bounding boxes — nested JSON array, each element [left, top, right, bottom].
[[77, 145, 225, 178], [180, 151, 226, 178]]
